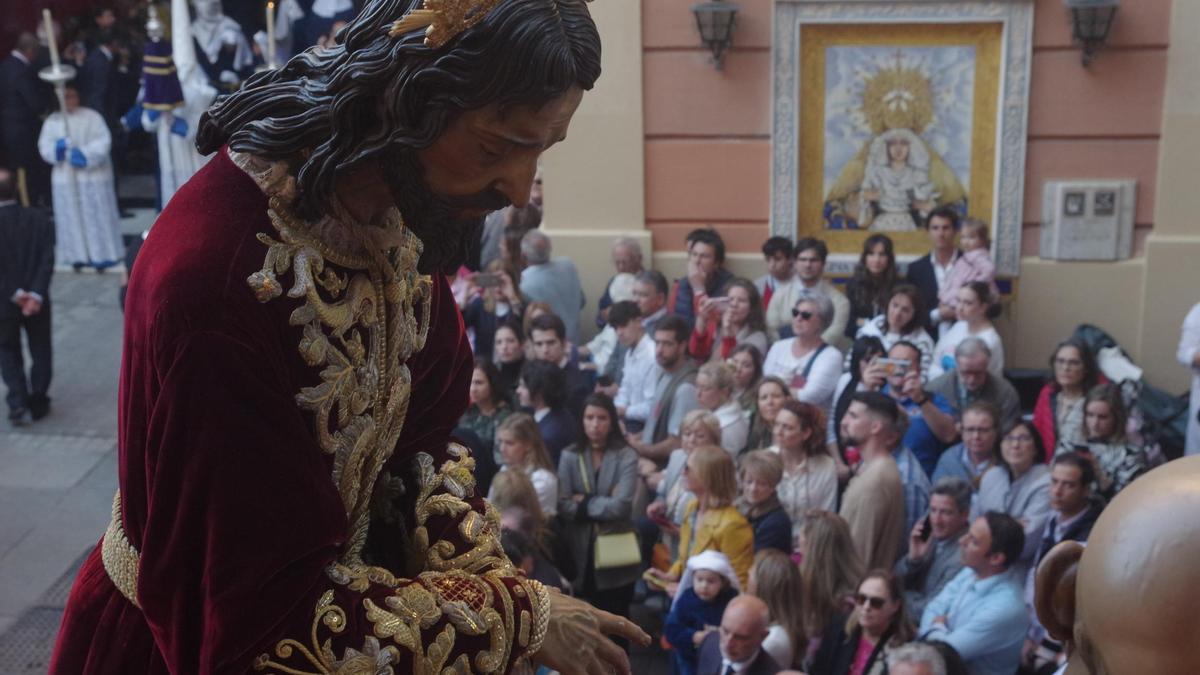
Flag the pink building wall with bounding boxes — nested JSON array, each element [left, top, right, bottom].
[[642, 0, 1171, 258]]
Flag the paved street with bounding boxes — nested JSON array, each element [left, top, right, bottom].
[[0, 271, 125, 674]]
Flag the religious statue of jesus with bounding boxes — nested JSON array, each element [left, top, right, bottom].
[[48, 0, 649, 673]]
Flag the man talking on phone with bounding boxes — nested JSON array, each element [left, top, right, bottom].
[[895, 477, 971, 622]]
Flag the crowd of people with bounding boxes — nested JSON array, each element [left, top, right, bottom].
[[0, 1, 366, 270], [2, 3, 1199, 674], [456, 198, 1189, 675]]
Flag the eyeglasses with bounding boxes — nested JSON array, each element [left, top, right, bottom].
[[962, 426, 995, 436], [854, 593, 888, 610], [1003, 434, 1034, 444], [1054, 357, 1083, 369], [792, 309, 814, 320]]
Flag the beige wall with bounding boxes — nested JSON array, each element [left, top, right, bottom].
[[547, 0, 1199, 392], [542, 0, 647, 340], [1138, 0, 1200, 390]]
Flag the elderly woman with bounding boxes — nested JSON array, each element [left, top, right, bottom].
[[1033, 337, 1102, 458], [771, 400, 839, 538], [690, 278, 770, 362], [974, 420, 1052, 564], [736, 450, 792, 553], [763, 290, 843, 411], [696, 361, 750, 455], [644, 410, 723, 558]]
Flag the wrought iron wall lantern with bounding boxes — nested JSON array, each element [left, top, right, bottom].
[[692, 1, 739, 70], [1065, 0, 1119, 67]]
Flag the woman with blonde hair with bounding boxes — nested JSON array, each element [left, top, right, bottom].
[[492, 413, 558, 517], [696, 361, 750, 454], [799, 509, 863, 659], [645, 410, 722, 557], [748, 550, 807, 670], [649, 445, 755, 589]]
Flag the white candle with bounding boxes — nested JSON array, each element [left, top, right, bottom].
[[42, 9, 60, 70], [266, 2, 276, 67]]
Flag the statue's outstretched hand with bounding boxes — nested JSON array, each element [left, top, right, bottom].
[[533, 591, 650, 675]]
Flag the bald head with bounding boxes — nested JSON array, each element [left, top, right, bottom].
[[720, 595, 770, 663], [1037, 456, 1200, 674]]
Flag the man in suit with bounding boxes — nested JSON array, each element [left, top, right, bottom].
[[0, 169, 54, 426], [697, 595, 781, 675], [1, 33, 49, 207], [80, 31, 120, 129], [905, 206, 960, 337]]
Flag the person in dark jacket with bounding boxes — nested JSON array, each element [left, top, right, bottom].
[[665, 550, 741, 675], [669, 228, 734, 329], [696, 595, 781, 675], [1, 34, 49, 207], [905, 207, 961, 337], [736, 449, 793, 553], [813, 569, 916, 675], [517, 359, 576, 464], [1023, 452, 1106, 673], [0, 169, 54, 425]]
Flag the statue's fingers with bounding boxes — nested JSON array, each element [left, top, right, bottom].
[[593, 635, 632, 675], [602, 614, 651, 647]]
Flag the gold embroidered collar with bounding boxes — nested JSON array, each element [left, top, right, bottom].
[[231, 149, 433, 567]]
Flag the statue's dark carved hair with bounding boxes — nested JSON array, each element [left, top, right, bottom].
[[196, 0, 601, 222]]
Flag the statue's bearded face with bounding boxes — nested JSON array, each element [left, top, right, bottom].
[[382, 88, 583, 274]]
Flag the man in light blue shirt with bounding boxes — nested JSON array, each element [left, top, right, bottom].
[[920, 511, 1029, 675]]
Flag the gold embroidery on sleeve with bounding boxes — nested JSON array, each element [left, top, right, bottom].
[[233, 151, 536, 674]]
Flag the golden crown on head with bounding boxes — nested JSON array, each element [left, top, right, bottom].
[[390, 0, 590, 50]]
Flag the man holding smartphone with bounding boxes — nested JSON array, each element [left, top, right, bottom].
[[895, 478, 972, 622]]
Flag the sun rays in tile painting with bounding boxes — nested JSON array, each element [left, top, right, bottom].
[[823, 48, 972, 231]]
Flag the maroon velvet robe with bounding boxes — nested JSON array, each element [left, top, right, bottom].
[[48, 150, 539, 673]]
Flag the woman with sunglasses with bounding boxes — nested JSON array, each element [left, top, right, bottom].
[[811, 569, 915, 675], [1032, 337, 1102, 459], [763, 290, 843, 412], [974, 420, 1052, 564]]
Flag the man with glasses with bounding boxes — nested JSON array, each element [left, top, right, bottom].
[[896, 478, 972, 622], [924, 337, 1021, 435], [765, 237, 849, 348], [932, 401, 1002, 490], [919, 511, 1029, 675]]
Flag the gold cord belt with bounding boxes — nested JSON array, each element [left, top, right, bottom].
[[102, 490, 142, 608]]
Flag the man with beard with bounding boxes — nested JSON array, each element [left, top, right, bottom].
[[49, 1, 649, 674]]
